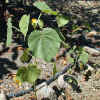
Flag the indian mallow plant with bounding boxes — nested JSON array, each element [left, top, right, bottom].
[[6, 1, 69, 85], [6, 1, 88, 86]]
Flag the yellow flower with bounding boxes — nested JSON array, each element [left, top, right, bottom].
[[32, 18, 37, 24]]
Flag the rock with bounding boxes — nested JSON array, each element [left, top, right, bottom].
[[95, 69, 100, 80], [0, 90, 9, 100], [0, 42, 4, 52], [57, 75, 68, 89], [84, 46, 100, 56], [36, 82, 57, 100], [86, 64, 94, 71]]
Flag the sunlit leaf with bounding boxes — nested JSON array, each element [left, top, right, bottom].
[[34, 1, 58, 15], [34, 1, 51, 11], [27, 64, 41, 84], [38, 19, 44, 28], [16, 67, 28, 83], [56, 14, 69, 27], [79, 51, 89, 65], [19, 14, 30, 37], [43, 9, 58, 15], [67, 55, 74, 64], [16, 64, 41, 84], [28, 28, 61, 62]]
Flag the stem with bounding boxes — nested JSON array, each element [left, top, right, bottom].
[[36, 13, 42, 26], [7, 64, 73, 98], [33, 13, 42, 30], [61, 41, 70, 48], [12, 26, 26, 41], [37, 13, 42, 23], [12, 26, 21, 32]]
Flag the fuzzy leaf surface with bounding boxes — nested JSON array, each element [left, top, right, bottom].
[[16, 64, 41, 84], [28, 28, 61, 62]]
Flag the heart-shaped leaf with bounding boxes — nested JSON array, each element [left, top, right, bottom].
[[34, 1, 58, 15], [28, 28, 61, 62], [16, 67, 28, 83], [27, 64, 41, 83], [16, 64, 41, 84]]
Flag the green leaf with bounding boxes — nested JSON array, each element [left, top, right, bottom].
[[56, 14, 69, 27], [6, 17, 13, 46], [79, 51, 89, 64], [68, 46, 76, 54], [16, 64, 41, 84], [20, 48, 32, 63], [38, 19, 44, 29], [42, 9, 58, 15], [27, 64, 41, 83], [34, 1, 51, 11], [16, 67, 28, 83], [67, 55, 74, 63], [28, 28, 61, 62], [34, 1, 58, 15], [19, 14, 30, 37]]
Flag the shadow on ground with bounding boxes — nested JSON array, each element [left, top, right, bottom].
[[0, 58, 18, 79]]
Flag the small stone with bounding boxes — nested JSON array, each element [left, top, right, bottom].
[[0, 90, 8, 100], [36, 82, 57, 100], [57, 75, 68, 89], [92, 9, 98, 13], [0, 42, 4, 52]]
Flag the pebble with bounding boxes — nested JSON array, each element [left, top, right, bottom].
[[0, 90, 8, 100], [57, 74, 68, 89], [36, 82, 57, 100]]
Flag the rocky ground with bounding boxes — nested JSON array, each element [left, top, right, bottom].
[[0, 42, 100, 100], [0, 1, 100, 100]]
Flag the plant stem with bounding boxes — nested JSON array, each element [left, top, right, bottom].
[[36, 13, 42, 27], [61, 41, 70, 48], [37, 13, 42, 23], [12, 26, 21, 32], [12, 26, 26, 41]]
